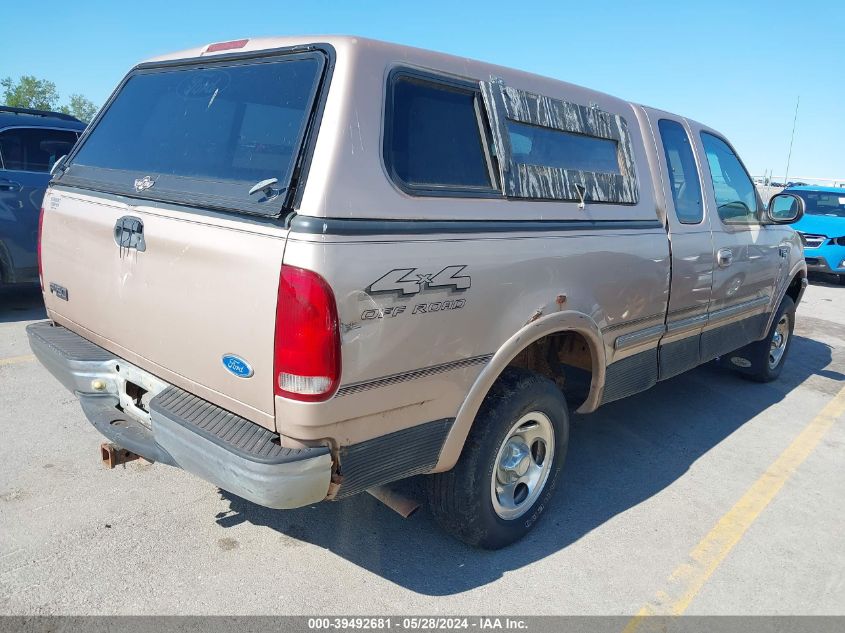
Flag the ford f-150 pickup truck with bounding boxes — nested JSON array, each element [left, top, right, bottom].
[[29, 36, 807, 548]]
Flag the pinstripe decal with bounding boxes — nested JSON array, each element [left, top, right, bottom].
[[614, 324, 666, 350], [335, 354, 493, 397], [603, 311, 665, 333]]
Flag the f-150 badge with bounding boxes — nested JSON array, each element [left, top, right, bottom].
[[367, 266, 470, 296]]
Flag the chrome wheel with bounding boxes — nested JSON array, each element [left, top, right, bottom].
[[768, 314, 790, 369], [491, 411, 555, 520]]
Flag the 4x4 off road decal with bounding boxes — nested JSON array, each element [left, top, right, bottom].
[[367, 266, 470, 296], [361, 266, 471, 322]]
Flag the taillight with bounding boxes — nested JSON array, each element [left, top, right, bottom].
[[37, 207, 44, 290], [206, 39, 249, 53], [274, 265, 341, 401]]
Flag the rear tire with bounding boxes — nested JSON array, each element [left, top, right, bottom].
[[427, 367, 569, 549], [735, 295, 795, 383]]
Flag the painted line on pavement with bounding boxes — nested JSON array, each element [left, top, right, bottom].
[[625, 384, 845, 629], [0, 354, 36, 366]]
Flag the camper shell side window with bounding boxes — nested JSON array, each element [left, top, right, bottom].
[[480, 77, 640, 205], [383, 68, 501, 197]]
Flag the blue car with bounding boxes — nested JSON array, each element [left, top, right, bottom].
[[0, 107, 85, 285], [784, 185, 845, 283]]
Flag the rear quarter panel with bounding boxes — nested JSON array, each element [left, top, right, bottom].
[[277, 226, 670, 465]]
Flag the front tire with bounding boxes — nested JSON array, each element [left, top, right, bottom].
[[427, 368, 569, 549], [736, 295, 795, 383]]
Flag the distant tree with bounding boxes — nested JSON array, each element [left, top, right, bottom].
[[59, 94, 98, 123], [1, 75, 61, 110], [2, 76, 99, 123]]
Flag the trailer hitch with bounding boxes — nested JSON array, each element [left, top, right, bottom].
[[100, 442, 140, 469]]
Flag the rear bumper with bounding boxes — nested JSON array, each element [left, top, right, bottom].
[[27, 321, 332, 509]]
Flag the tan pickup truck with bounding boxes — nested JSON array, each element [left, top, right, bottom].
[[29, 36, 808, 548]]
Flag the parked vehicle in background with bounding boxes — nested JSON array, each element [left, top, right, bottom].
[[0, 107, 85, 285], [786, 185, 845, 283], [29, 36, 808, 548]]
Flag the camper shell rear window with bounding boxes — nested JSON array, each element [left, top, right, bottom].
[[56, 48, 330, 217]]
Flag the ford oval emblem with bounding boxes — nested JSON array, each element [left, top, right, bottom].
[[222, 354, 254, 378]]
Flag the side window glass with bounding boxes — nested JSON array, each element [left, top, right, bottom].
[[700, 132, 760, 225], [386, 74, 496, 192], [0, 128, 79, 172], [658, 119, 703, 224]]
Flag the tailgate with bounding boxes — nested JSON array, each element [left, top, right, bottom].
[[38, 46, 332, 430], [41, 188, 286, 429]]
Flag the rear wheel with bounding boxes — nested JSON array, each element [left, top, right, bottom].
[[427, 368, 568, 549]]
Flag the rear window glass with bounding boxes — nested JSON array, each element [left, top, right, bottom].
[[62, 53, 325, 216], [507, 121, 620, 174], [0, 128, 79, 172], [386, 75, 495, 192]]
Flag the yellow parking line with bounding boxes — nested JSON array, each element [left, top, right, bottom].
[[625, 384, 845, 630], [0, 354, 36, 366]]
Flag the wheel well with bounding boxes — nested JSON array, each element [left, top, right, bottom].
[[506, 330, 594, 410], [785, 272, 804, 305]]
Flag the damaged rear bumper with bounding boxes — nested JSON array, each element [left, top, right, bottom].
[[27, 321, 332, 509]]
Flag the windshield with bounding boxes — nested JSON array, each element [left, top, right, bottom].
[[788, 190, 845, 218], [61, 52, 325, 216]]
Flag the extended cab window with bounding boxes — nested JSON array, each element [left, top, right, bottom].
[[700, 132, 760, 225], [385, 73, 497, 194], [658, 119, 703, 224], [0, 128, 79, 172], [58, 52, 326, 217]]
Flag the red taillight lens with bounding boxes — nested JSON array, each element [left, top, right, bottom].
[[206, 39, 249, 52], [274, 265, 341, 401], [37, 207, 45, 290]]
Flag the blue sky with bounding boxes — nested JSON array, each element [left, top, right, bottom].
[[2, 0, 843, 180]]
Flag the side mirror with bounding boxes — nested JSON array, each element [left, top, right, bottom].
[[49, 155, 67, 177], [766, 193, 804, 224]]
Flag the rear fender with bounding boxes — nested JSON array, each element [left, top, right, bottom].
[[433, 310, 605, 472]]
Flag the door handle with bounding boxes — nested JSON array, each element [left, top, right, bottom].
[[717, 248, 733, 268], [0, 179, 21, 192]]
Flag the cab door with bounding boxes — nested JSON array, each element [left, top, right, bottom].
[[643, 110, 714, 380], [689, 125, 781, 361]]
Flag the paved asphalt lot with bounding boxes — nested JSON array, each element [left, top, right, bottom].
[[0, 279, 843, 616]]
